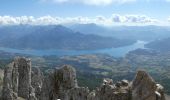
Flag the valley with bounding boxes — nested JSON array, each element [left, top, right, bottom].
[[0, 47, 170, 94], [0, 25, 170, 98]]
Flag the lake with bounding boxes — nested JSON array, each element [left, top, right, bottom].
[[0, 40, 147, 57]]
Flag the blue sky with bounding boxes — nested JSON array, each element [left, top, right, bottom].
[[0, 0, 170, 26]]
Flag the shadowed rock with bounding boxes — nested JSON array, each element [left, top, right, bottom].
[[31, 67, 43, 100], [16, 57, 32, 99]]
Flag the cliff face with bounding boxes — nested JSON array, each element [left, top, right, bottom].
[[40, 65, 89, 100], [2, 57, 37, 100], [1, 57, 166, 100]]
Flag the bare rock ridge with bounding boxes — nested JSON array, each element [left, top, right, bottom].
[[1, 57, 166, 100]]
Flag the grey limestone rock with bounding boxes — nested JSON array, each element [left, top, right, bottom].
[[2, 63, 17, 100], [31, 67, 43, 100], [2, 57, 37, 100], [87, 78, 131, 100], [132, 70, 165, 100], [40, 65, 89, 100], [16, 57, 32, 99], [1, 57, 166, 100], [65, 87, 89, 100]]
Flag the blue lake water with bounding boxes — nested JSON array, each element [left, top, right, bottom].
[[0, 40, 147, 57]]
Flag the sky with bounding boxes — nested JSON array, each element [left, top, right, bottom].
[[0, 0, 170, 26]]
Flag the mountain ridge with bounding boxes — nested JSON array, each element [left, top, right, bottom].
[[68, 24, 170, 41], [0, 25, 135, 50], [145, 38, 170, 52]]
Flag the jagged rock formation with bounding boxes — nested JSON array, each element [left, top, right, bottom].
[[17, 58, 32, 99], [87, 78, 131, 100], [132, 70, 165, 100], [1, 57, 166, 100], [31, 67, 43, 100], [40, 65, 89, 100], [0, 69, 4, 97], [2, 57, 37, 100], [2, 63, 16, 100]]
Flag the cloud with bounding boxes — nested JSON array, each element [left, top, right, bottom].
[[42, 0, 170, 6], [112, 14, 158, 23], [0, 15, 159, 26], [42, 0, 136, 6], [168, 17, 170, 22], [0, 16, 91, 25]]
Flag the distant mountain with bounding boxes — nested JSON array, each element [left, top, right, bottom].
[[0, 25, 35, 41], [68, 24, 170, 41], [67, 23, 109, 35], [0, 25, 135, 50], [145, 38, 170, 52]]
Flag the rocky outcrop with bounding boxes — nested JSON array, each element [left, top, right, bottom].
[[132, 70, 165, 100], [2, 57, 38, 100], [0, 69, 4, 98], [65, 87, 89, 100], [2, 63, 16, 100], [1, 57, 166, 100], [40, 66, 165, 100], [87, 78, 131, 100], [17, 58, 32, 99], [40, 65, 89, 100], [31, 67, 43, 100], [86, 71, 165, 100]]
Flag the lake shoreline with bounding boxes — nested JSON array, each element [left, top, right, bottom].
[[0, 40, 147, 57]]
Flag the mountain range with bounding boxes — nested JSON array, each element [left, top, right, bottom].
[[145, 37, 170, 52], [68, 24, 170, 41], [0, 25, 135, 50], [1, 24, 170, 51]]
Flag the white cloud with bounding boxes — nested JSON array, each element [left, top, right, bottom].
[[0, 15, 159, 26], [112, 14, 158, 23], [168, 17, 170, 22], [42, 0, 136, 6], [41, 0, 170, 6], [0, 16, 91, 25]]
